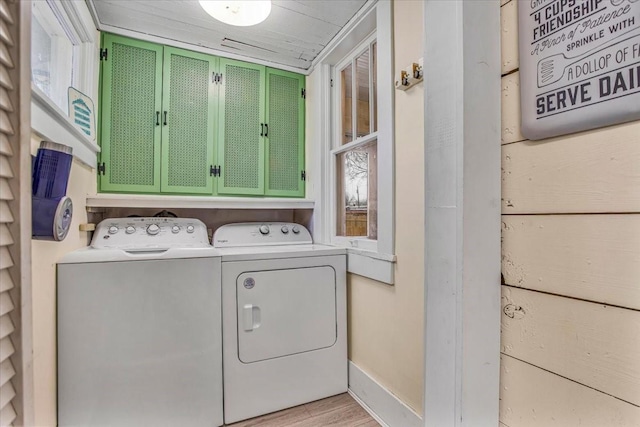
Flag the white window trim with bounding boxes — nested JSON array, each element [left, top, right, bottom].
[[330, 33, 378, 253], [32, 85, 100, 168], [311, 0, 395, 284], [30, 0, 100, 168]]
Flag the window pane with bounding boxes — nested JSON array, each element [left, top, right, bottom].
[[356, 49, 370, 138], [341, 64, 353, 144], [31, 17, 52, 98], [336, 140, 378, 239], [372, 42, 377, 132], [31, 3, 75, 111]]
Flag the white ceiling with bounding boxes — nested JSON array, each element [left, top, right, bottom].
[[88, 0, 369, 71]]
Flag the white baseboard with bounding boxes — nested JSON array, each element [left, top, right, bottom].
[[348, 361, 422, 427]]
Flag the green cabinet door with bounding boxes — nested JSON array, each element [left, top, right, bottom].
[[161, 47, 218, 194], [99, 34, 163, 193], [265, 68, 305, 197], [217, 59, 266, 196]]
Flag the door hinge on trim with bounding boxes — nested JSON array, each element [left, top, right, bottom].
[[301, 170, 306, 181], [100, 48, 108, 61], [97, 162, 106, 175]]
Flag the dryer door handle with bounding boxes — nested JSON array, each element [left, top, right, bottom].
[[242, 304, 261, 331]]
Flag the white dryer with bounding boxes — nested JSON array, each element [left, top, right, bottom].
[[213, 222, 347, 424], [57, 217, 223, 427]]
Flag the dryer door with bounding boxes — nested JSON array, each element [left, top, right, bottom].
[[237, 266, 337, 363]]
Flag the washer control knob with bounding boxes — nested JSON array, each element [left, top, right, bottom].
[[186, 225, 195, 234], [281, 226, 289, 234], [125, 226, 135, 234], [259, 225, 270, 235], [171, 225, 180, 234], [108, 226, 119, 235], [292, 225, 300, 234], [146, 224, 160, 235]]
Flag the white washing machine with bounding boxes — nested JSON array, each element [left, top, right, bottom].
[[213, 222, 347, 424], [57, 217, 223, 427]]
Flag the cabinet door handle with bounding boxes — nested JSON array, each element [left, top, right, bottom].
[[260, 123, 264, 136], [163, 111, 168, 126], [264, 123, 268, 137], [156, 111, 160, 126]]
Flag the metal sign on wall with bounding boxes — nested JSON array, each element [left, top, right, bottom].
[[519, 0, 640, 140]]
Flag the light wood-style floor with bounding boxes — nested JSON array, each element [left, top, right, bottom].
[[226, 393, 380, 427]]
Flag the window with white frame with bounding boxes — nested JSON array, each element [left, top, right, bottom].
[[311, 0, 394, 281], [333, 35, 378, 247], [30, 0, 100, 167], [31, 0, 96, 112]]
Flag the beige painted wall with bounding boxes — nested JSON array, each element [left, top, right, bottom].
[[348, 0, 425, 415], [499, 1, 640, 425], [31, 133, 95, 426]]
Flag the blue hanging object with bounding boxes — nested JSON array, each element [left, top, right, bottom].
[[32, 141, 74, 241]]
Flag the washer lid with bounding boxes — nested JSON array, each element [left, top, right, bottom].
[[58, 246, 220, 264]]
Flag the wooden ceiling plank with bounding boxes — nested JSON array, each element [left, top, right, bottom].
[[90, 0, 360, 70], [273, 0, 366, 26], [98, 13, 312, 68]]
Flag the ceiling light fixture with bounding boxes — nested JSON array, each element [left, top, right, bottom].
[[198, 1, 272, 27]]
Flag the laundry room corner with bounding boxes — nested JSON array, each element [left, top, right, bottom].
[[30, 132, 96, 426]]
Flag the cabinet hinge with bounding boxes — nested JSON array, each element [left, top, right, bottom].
[[301, 170, 306, 181], [97, 162, 106, 175], [210, 165, 222, 177], [100, 48, 108, 61], [330, 79, 334, 88], [301, 88, 306, 99]]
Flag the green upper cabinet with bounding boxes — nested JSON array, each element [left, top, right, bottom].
[[99, 34, 163, 193], [217, 59, 266, 196], [99, 36, 218, 194], [217, 61, 306, 197], [99, 34, 305, 197], [161, 47, 218, 194], [265, 68, 305, 197]]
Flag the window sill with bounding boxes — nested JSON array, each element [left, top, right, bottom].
[[31, 85, 100, 168], [86, 193, 315, 211], [346, 248, 396, 285]]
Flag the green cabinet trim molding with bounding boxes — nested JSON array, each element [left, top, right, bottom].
[[98, 33, 306, 198]]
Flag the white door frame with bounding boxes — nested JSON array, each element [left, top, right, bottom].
[[422, 1, 502, 426]]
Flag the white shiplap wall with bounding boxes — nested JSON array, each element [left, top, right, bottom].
[[500, 0, 640, 425]]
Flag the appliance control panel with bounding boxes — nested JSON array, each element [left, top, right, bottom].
[[213, 222, 312, 247], [91, 217, 210, 249]]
